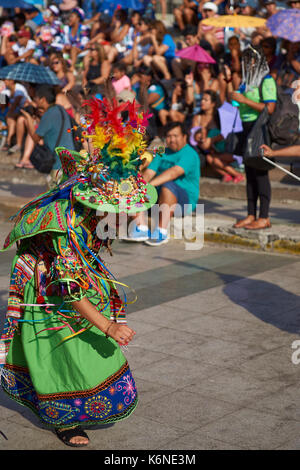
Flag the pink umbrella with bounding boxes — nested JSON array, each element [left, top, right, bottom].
[[176, 45, 216, 64]]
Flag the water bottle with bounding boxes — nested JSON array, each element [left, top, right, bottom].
[[232, 83, 246, 107], [232, 90, 240, 107]]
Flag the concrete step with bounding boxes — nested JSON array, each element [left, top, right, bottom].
[[200, 177, 300, 202]]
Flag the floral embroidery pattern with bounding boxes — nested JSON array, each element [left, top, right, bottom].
[[2, 363, 138, 427], [116, 374, 137, 406]]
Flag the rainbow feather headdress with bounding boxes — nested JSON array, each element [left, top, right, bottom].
[[56, 97, 163, 214]]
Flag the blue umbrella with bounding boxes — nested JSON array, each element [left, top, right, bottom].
[[267, 8, 300, 42], [0, 62, 60, 85], [116, 0, 143, 9], [0, 0, 36, 8], [21, 0, 44, 4]]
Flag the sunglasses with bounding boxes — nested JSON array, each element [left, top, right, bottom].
[[51, 60, 60, 65], [89, 47, 97, 51]]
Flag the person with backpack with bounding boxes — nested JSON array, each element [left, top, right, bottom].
[[226, 45, 277, 230], [20, 85, 76, 185]]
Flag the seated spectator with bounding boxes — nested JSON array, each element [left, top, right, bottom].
[[11, 27, 36, 63], [198, 2, 224, 52], [174, 0, 200, 32], [171, 25, 199, 80], [159, 79, 192, 125], [185, 63, 219, 117], [85, 10, 112, 41], [284, 41, 300, 86], [223, 35, 242, 74], [121, 17, 153, 67], [82, 43, 111, 94], [63, 7, 89, 70], [2, 79, 31, 152], [262, 0, 279, 19], [24, 7, 45, 33], [0, 34, 18, 66], [128, 121, 201, 246], [143, 20, 176, 80], [235, 0, 259, 50], [190, 88, 221, 133], [260, 36, 282, 76], [132, 67, 168, 135], [0, 91, 9, 149], [12, 12, 26, 33], [111, 63, 132, 95], [49, 51, 76, 93], [14, 106, 39, 169], [107, 9, 131, 63], [250, 30, 264, 47], [287, 0, 300, 8], [33, 26, 56, 65], [42, 4, 65, 50], [59, 0, 79, 22], [196, 128, 245, 182]]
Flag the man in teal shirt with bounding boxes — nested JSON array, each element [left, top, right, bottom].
[[128, 122, 201, 246]]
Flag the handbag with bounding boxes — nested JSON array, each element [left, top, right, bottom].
[[224, 109, 242, 154], [30, 106, 65, 174], [243, 106, 274, 171]]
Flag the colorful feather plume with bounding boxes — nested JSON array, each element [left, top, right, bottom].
[[82, 96, 152, 179]]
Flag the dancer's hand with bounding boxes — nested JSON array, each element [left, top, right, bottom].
[[106, 323, 136, 346]]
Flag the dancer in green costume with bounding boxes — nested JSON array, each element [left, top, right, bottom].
[[0, 97, 159, 447]]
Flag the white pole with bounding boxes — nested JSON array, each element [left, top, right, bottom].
[[263, 156, 300, 182]]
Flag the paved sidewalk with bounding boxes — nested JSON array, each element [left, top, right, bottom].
[[0, 235, 299, 450]]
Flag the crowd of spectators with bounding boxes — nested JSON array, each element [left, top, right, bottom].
[[0, 0, 299, 187]]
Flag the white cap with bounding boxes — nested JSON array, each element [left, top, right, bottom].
[[203, 2, 218, 12], [48, 5, 60, 16]]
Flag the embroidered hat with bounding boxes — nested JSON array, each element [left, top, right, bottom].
[[55, 97, 162, 214]]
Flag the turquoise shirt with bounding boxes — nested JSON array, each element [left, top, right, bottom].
[[148, 144, 200, 211]]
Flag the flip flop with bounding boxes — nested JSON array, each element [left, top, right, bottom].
[[55, 426, 89, 448]]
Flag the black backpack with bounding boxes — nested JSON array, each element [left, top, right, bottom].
[[69, 115, 82, 152], [260, 82, 300, 147]]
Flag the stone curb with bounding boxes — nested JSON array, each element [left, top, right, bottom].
[[171, 216, 300, 256]]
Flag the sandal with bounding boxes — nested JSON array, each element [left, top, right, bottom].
[[55, 426, 90, 448], [14, 162, 34, 169]]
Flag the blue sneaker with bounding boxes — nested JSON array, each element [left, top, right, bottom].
[[125, 224, 150, 242], [145, 228, 169, 246]]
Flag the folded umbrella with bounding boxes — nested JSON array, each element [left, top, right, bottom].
[[176, 45, 216, 64], [202, 14, 266, 28], [266, 9, 300, 42], [0, 62, 60, 85]]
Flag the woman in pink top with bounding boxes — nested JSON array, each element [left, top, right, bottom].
[[198, 2, 224, 51]]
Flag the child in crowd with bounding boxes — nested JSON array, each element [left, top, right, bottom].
[[112, 63, 132, 95]]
